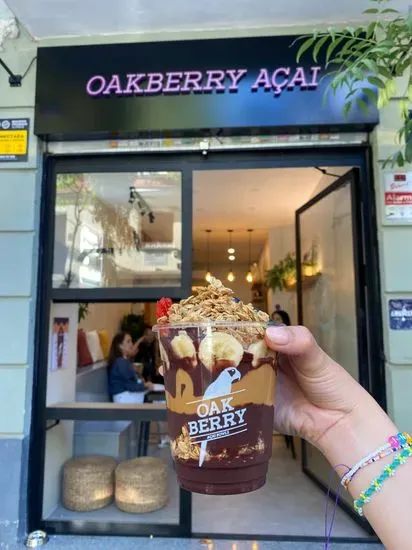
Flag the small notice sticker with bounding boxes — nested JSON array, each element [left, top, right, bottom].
[[0, 118, 29, 162], [389, 299, 412, 330]]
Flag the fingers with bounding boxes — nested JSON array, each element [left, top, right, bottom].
[[265, 325, 330, 375]]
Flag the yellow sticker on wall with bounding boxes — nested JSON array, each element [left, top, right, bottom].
[[0, 119, 29, 162]]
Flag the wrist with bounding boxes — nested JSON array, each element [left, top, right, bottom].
[[316, 392, 397, 487]]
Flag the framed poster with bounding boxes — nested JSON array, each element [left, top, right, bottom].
[[50, 317, 69, 371]]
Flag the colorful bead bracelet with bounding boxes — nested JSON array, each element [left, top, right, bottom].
[[341, 432, 412, 489], [354, 445, 412, 517]]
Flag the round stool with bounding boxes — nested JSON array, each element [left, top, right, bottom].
[[62, 456, 116, 512], [115, 457, 168, 513]]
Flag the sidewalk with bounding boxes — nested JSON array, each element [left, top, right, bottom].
[[18, 536, 383, 550]]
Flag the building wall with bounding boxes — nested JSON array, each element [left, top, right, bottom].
[[0, 16, 410, 547], [0, 25, 39, 544], [371, 73, 412, 431]]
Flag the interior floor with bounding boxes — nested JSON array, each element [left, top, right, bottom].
[[192, 437, 369, 538], [48, 438, 371, 539]]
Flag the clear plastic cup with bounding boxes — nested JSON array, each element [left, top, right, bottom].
[[153, 321, 276, 495]]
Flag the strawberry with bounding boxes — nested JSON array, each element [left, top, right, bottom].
[[156, 298, 173, 320]]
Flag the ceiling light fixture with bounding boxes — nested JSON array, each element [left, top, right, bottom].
[[246, 229, 254, 283], [227, 270, 235, 283], [227, 230, 235, 282], [205, 229, 212, 282], [227, 229, 235, 255]]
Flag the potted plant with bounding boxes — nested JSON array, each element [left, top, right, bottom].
[[78, 302, 89, 323], [265, 253, 297, 292]]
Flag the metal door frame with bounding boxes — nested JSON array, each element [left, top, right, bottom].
[[296, 168, 374, 532]]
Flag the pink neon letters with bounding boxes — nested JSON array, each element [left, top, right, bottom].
[[86, 67, 321, 98]]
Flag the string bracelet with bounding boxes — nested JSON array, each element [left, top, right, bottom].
[[341, 432, 412, 489], [354, 445, 412, 517]]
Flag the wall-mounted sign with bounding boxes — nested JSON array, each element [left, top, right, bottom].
[[0, 118, 29, 162], [384, 172, 412, 222], [34, 36, 379, 139], [389, 299, 412, 330]]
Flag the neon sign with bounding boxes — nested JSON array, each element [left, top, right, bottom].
[[86, 66, 321, 98]]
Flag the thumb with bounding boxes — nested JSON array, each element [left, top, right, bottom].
[[265, 325, 329, 375]]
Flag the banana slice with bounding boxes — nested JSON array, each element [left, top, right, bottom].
[[170, 331, 197, 366], [158, 339, 170, 371], [247, 340, 275, 367], [199, 331, 244, 371]]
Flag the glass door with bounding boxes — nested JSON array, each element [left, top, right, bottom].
[[296, 168, 369, 516]]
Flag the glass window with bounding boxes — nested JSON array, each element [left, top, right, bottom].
[[43, 419, 180, 526], [53, 172, 182, 289]]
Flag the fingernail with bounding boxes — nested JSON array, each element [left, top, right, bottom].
[[266, 325, 290, 345]]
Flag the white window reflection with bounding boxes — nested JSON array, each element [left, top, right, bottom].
[[53, 172, 182, 289]]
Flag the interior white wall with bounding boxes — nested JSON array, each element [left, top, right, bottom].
[[266, 225, 297, 323], [80, 302, 142, 342]]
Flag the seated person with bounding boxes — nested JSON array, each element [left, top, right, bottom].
[[133, 325, 164, 385], [107, 332, 152, 403]]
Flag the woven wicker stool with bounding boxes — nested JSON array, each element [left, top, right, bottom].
[[62, 456, 117, 512], [115, 457, 168, 513]]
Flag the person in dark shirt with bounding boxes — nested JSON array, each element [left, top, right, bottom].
[[271, 307, 291, 326], [134, 326, 164, 385], [107, 332, 152, 403]]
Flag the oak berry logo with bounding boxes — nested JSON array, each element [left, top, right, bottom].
[[186, 367, 247, 466]]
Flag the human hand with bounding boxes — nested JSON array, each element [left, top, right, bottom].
[[265, 325, 373, 448], [145, 381, 154, 391]]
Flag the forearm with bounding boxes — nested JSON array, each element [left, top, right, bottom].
[[318, 390, 412, 550]]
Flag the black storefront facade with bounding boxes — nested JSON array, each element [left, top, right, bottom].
[[28, 35, 384, 543]]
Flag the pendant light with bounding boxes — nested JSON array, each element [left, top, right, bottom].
[[246, 229, 254, 283], [227, 230, 235, 282], [227, 229, 235, 255], [205, 229, 212, 282]]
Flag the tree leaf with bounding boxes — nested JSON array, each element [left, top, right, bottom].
[[351, 66, 366, 80], [343, 101, 352, 117], [368, 76, 385, 89], [361, 58, 378, 74], [364, 8, 379, 14], [362, 87, 378, 103], [313, 35, 330, 62], [377, 88, 388, 109], [325, 36, 345, 62], [377, 65, 393, 79], [381, 8, 400, 14], [296, 36, 316, 62], [405, 139, 412, 164], [397, 151, 405, 167], [357, 98, 370, 114]]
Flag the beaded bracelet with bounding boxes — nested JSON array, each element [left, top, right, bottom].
[[341, 432, 412, 489], [354, 445, 412, 516]]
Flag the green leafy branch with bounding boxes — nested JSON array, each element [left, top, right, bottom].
[[295, 0, 412, 167]]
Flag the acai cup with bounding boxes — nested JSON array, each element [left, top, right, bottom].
[[153, 279, 276, 495]]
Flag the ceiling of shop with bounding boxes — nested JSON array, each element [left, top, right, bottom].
[[192, 166, 349, 267], [3, 0, 410, 40]]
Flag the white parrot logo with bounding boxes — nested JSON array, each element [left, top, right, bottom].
[[198, 367, 241, 467]]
